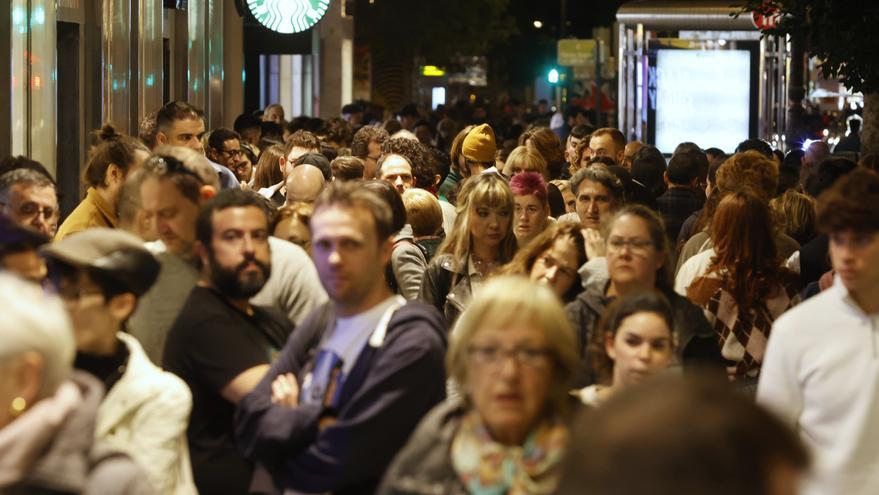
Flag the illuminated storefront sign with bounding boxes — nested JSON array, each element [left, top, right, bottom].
[[247, 0, 330, 34]]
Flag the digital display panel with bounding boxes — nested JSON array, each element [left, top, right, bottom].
[[654, 49, 751, 154]]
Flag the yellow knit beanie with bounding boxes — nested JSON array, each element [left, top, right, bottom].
[[461, 124, 497, 163]]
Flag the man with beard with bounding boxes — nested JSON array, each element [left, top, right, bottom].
[[163, 189, 292, 494], [128, 147, 326, 364]]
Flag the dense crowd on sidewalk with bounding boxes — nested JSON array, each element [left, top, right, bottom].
[[1, 98, 878, 495]]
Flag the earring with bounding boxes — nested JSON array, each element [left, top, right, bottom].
[[10, 397, 26, 417]]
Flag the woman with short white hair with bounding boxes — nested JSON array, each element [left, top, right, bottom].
[[0, 273, 153, 494]]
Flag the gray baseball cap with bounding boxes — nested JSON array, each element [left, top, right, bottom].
[[40, 228, 160, 296]]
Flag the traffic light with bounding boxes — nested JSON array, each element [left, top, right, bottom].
[[548, 68, 560, 84]]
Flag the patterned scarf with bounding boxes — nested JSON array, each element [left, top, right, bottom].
[[450, 411, 568, 495]]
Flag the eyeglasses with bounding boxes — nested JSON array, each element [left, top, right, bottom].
[[0, 201, 59, 222], [467, 345, 551, 370], [220, 148, 246, 159], [55, 286, 105, 303], [607, 236, 655, 255]]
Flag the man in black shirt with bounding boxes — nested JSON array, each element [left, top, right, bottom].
[[163, 189, 291, 494]]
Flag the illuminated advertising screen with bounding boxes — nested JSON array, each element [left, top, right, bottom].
[[653, 49, 753, 154]]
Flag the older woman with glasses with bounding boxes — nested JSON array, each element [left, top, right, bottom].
[[379, 276, 578, 495], [565, 204, 723, 388]]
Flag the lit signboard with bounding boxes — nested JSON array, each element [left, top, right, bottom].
[[654, 49, 751, 154], [247, 0, 330, 34]]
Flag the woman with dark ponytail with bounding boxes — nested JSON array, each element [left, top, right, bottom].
[[56, 124, 150, 240]]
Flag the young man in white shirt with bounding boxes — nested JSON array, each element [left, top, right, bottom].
[[757, 168, 879, 495]]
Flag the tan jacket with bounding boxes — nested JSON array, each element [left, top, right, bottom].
[[56, 187, 118, 241]]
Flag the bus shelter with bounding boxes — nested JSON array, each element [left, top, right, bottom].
[[616, 0, 790, 153]]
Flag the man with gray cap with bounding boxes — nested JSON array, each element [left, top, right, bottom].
[[42, 228, 197, 494]]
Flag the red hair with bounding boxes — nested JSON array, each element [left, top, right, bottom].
[[509, 171, 548, 204], [709, 189, 781, 308]]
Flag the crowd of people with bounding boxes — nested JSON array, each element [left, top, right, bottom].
[[1, 97, 878, 495]]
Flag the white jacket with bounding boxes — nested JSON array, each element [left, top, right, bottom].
[[97, 333, 197, 494], [757, 277, 879, 495]]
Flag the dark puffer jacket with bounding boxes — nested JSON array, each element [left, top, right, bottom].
[[564, 283, 726, 387]]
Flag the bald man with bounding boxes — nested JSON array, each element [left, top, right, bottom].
[[285, 164, 326, 204], [623, 141, 645, 170]]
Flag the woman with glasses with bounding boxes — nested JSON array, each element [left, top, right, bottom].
[[501, 223, 587, 303], [419, 173, 517, 329], [565, 204, 722, 388], [379, 276, 578, 495], [575, 291, 676, 407]]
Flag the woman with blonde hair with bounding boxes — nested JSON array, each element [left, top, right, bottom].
[[571, 138, 592, 176], [519, 127, 565, 179], [770, 189, 817, 246], [419, 173, 517, 328], [503, 145, 549, 180], [381, 276, 579, 495]]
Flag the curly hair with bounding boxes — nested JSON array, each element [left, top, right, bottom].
[[381, 137, 433, 188], [715, 150, 779, 200], [816, 168, 879, 234], [323, 117, 354, 147], [351, 125, 390, 160]]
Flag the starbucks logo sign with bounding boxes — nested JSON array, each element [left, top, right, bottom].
[[247, 0, 330, 34]]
